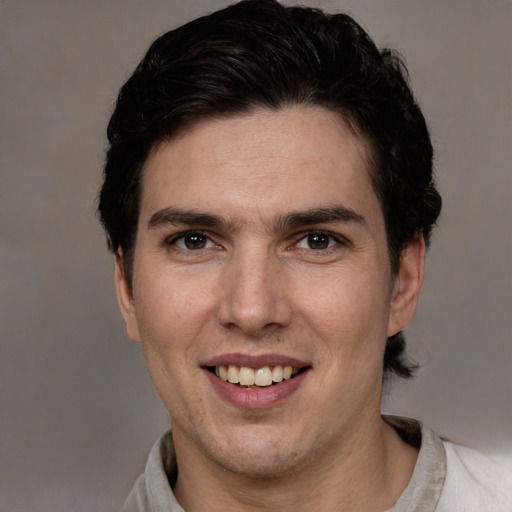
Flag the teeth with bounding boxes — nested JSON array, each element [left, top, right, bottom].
[[272, 365, 283, 383], [239, 367, 255, 386], [214, 364, 298, 387], [254, 366, 272, 386], [217, 365, 228, 381], [227, 365, 239, 383]]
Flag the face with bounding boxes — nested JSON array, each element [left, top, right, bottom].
[[116, 107, 423, 478]]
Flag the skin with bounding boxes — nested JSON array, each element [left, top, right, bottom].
[[116, 107, 425, 511]]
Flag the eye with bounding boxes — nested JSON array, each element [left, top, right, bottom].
[[172, 231, 216, 250], [296, 232, 339, 250]]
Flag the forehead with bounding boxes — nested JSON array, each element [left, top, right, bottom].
[[139, 107, 381, 228]]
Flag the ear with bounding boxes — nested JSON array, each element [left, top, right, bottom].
[[387, 235, 426, 337], [114, 249, 141, 342]]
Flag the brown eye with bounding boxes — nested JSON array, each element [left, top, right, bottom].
[[306, 233, 331, 249], [173, 231, 214, 250], [296, 232, 338, 250], [184, 233, 207, 249]]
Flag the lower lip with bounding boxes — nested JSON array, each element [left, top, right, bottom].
[[204, 369, 309, 409]]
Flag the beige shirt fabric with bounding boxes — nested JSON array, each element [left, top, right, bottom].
[[120, 417, 512, 511]]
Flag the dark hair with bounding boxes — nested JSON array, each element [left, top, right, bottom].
[[98, 0, 441, 378]]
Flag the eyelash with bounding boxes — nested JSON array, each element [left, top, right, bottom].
[[166, 230, 219, 252], [165, 229, 345, 254], [293, 230, 346, 251]]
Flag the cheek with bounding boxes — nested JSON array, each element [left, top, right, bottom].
[[299, 269, 391, 360], [132, 272, 217, 414], [133, 270, 217, 359]]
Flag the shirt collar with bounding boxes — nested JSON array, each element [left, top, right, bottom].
[[138, 416, 447, 512]]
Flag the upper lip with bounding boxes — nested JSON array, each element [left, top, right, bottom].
[[203, 353, 310, 369]]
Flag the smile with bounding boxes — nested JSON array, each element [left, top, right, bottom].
[[203, 354, 311, 408], [212, 365, 300, 387]]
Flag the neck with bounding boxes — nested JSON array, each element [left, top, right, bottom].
[[172, 415, 418, 512]]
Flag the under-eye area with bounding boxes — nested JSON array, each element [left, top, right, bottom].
[[206, 365, 309, 388]]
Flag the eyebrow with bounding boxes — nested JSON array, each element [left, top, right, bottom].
[[273, 206, 366, 231], [148, 205, 366, 233], [148, 207, 230, 231]]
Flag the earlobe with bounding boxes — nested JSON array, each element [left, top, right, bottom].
[[114, 250, 142, 342], [387, 235, 426, 337]]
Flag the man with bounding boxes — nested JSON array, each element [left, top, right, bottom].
[[98, 1, 512, 510]]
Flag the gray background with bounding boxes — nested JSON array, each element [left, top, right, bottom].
[[1, 0, 510, 510]]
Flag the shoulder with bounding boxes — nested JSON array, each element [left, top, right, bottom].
[[120, 430, 184, 512], [436, 441, 512, 511], [384, 416, 512, 512], [120, 473, 150, 512]]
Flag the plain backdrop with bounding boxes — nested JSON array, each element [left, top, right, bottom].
[[1, 1, 511, 510]]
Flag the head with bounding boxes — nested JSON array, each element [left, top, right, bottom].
[[98, 0, 441, 377]]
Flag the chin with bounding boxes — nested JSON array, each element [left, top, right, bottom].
[[199, 425, 315, 480], [212, 447, 307, 480]]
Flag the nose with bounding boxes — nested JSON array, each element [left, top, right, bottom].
[[217, 247, 293, 337]]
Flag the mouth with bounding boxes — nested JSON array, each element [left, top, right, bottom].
[[207, 364, 305, 388], [203, 355, 311, 408]]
